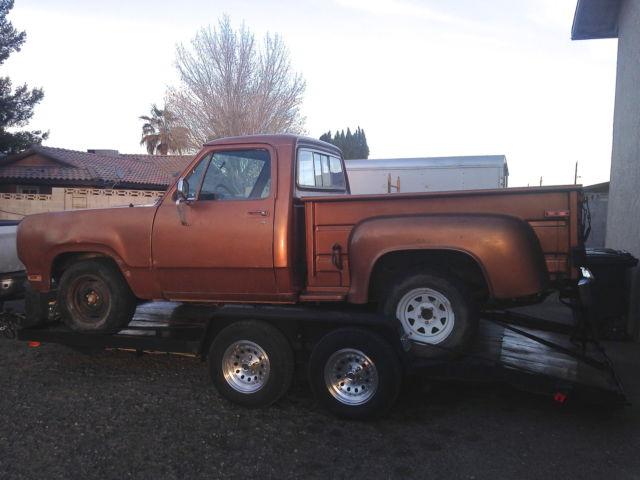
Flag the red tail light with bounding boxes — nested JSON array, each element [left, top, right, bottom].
[[545, 211, 570, 218]]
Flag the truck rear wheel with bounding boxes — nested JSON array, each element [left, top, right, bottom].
[[58, 259, 136, 334], [381, 270, 477, 358], [208, 320, 294, 408], [308, 328, 401, 419]]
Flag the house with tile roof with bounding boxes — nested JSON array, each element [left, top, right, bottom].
[[0, 146, 193, 220]]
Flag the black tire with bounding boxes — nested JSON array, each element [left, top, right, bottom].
[[308, 328, 402, 419], [208, 320, 294, 408], [58, 259, 137, 334], [380, 269, 477, 359]]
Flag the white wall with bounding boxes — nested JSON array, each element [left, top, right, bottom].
[[607, 0, 640, 337]]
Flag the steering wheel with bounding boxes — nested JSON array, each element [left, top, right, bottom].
[[214, 184, 236, 199]]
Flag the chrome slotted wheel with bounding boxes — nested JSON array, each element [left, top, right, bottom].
[[310, 328, 402, 418], [324, 348, 378, 405], [396, 287, 455, 344], [222, 340, 270, 394], [210, 320, 294, 407]]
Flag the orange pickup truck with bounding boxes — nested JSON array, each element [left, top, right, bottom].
[[17, 134, 589, 416]]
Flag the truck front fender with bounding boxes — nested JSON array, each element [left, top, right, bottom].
[[17, 205, 158, 298], [347, 214, 548, 304]]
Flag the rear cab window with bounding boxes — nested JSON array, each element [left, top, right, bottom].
[[296, 148, 348, 197]]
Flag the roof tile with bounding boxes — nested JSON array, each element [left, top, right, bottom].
[[0, 146, 194, 188]]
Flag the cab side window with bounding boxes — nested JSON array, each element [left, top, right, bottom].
[[198, 149, 271, 201], [183, 153, 211, 200]]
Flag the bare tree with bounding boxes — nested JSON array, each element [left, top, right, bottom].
[[167, 16, 306, 148]]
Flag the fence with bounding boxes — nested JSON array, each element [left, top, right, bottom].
[[0, 187, 165, 220]]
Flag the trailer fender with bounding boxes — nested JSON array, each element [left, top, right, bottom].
[[347, 214, 548, 303]]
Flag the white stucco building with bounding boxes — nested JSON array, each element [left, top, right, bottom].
[[573, 0, 640, 337]]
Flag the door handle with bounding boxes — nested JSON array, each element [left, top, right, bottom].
[[247, 210, 268, 216], [332, 243, 343, 270]]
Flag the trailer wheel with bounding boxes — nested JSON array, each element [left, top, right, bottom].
[[58, 259, 136, 334], [381, 270, 477, 358], [308, 328, 401, 419], [208, 320, 294, 408]]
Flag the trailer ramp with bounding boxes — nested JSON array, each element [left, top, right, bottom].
[[412, 311, 626, 405]]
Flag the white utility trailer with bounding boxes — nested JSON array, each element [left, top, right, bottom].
[[346, 155, 509, 194]]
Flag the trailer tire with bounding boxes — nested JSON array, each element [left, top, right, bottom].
[[208, 320, 294, 408], [308, 328, 401, 419], [381, 269, 477, 359], [58, 259, 136, 334]]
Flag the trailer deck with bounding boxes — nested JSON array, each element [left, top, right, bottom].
[[12, 301, 627, 407]]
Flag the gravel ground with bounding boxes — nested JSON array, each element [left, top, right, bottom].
[[1, 305, 640, 479]]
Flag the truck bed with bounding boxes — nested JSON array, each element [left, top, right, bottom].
[[303, 185, 582, 299]]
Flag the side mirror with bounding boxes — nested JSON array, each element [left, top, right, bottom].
[[176, 178, 189, 202], [175, 178, 190, 226]]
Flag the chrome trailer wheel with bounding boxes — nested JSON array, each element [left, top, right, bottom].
[[309, 328, 401, 419], [324, 348, 378, 406], [221, 340, 270, 394], [209, 320, 293, 408]]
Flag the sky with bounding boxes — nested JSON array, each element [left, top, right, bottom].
[[5, 0, 618, 187]]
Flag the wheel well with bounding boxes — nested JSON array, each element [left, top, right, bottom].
[[51, 252, 118, 283], [368, 250, 490, 303]]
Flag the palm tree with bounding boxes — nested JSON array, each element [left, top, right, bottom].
[[139, 105, 189, 155]]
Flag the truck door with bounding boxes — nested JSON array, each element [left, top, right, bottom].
[[151, 146, 277, 300]]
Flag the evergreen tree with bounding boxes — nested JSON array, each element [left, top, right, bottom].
[[0, 0, 47, 156], [343, 128, 354, 159], [355, 127, 369, 159], [319, 130, 331, 143], [319, 126, 369, 159]]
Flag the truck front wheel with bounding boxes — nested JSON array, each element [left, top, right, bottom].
[[308, 328, 401, 419], [208, 320, 294, 408], [381, 270, 478, 358], [58, 259, 136, 334]]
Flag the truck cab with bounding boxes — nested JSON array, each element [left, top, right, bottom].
[[152, 135, 348, 303]]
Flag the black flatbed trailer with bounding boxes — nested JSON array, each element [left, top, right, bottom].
[[14, 301, 627, 409]]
